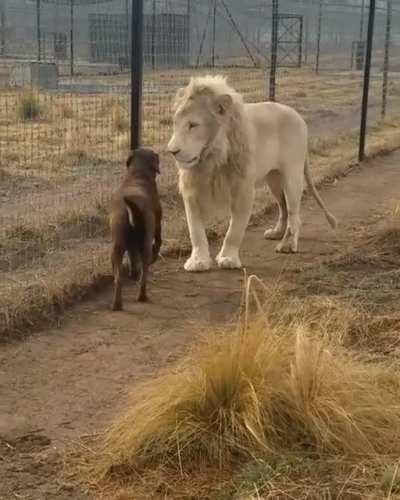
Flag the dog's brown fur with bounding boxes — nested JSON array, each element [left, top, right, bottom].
[[110, 148, 162, 311]]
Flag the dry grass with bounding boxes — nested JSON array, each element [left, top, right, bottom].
[[0, 66, 394, 174], [1, 117, 400, 339], [0, 242, 111, 341], [66, 270, 400, 498]]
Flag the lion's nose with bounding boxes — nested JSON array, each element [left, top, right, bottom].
[[169, 148, 181, 157]]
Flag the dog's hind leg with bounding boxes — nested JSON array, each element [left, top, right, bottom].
[[138, 217, 155, 303], [152, 207, 162, 264], [128, 248, 140, 280], [111, 245, 125, 311]]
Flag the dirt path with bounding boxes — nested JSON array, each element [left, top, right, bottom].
[[1, 151, 400, 499]]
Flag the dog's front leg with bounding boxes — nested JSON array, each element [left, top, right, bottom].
[[216, 183, 255, 269], [183, 194, 212, 272]]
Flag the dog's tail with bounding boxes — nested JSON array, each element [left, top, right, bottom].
[[123, 190, 148, 229], [304, 156, 337, 229]]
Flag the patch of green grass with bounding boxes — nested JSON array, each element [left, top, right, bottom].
[[212, 456, 315, 499], [17, 92, 44, 121], [381, 463, 400, 496]]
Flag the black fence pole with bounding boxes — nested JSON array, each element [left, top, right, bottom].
[[269, 0, 278, 101], [36, 0, 41, 61], [304, 0, 309, 64], [187, 0, 191, 66], [0, 3, 5, 56], [358, 0, 376, 163], [359, 0, 365, 41], [381, 0, 392, 119], [125, 0, 129, 62], [70, 0, 74, 76], [151, 0, 156, 70], [211, 0, 217, 67], [131, 0, 144, 150], [298, 15, 303, 68], [315, 0, 322, 74]]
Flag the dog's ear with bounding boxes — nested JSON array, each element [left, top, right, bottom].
[[126, 150, 135, 168], [152, 152, 160, 175], [214, 94, 233, 116]]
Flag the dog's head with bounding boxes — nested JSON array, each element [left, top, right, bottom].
[[126, 148, 160, 178]]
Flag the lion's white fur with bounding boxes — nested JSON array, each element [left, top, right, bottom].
[[168, 75, 336, 271]]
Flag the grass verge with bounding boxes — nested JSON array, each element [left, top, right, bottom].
[[66, 261, 400, 499], [1, 119, 400, 340]]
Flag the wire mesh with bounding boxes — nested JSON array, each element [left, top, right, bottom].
[[0, 0, 400, 333]]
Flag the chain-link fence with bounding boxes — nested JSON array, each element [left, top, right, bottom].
[[1, 0, 400, 334]]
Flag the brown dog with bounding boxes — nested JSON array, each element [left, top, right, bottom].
[[110, 148, 162, 311]]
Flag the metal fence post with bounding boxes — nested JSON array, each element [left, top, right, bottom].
[[187, 0, 191, 65], [70, 0, 74, 76], [298, 15, 303, 68], [269, 0, 278, 101], [211, 0, 217, 67], [359, 0, 365, 41], [125, 0, 129, 61], [151, 0, 156, 70], [0, 2, 5, 56], [315, 0, 322, 74], [381, 0, 392, 120], [131, 0, 144, 150], [358, 0, 376, 163], [36, 0, 41, 61], [304, 0, 309, 64]]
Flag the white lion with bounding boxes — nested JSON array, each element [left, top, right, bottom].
[[167, 75, 337, 272]]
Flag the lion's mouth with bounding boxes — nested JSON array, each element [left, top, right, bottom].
[[179, 156, 199, 167]]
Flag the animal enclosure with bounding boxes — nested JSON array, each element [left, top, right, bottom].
[[1, 0, 400, 334]]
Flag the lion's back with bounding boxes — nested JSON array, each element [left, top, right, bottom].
[[245, 101, 308, 176]]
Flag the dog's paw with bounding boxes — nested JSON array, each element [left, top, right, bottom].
[[264, 228, 285, 240], [184, 254, 212, 272], [275, 240, 298, 254], [216, 252, 242, 270], [137, 293, 149, 303]]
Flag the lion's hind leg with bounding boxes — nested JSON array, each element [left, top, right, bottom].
[[264, 170, 288, 240], [275, 169, 303, 254]]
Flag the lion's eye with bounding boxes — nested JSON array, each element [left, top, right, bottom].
[[188, 122, 199, 130]]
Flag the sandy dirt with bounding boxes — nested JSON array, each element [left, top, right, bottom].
[[0, 151, 400, 499]]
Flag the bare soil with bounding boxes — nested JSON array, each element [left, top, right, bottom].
[[0, 151, 400, 499]]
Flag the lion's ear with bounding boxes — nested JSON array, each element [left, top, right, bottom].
[[214, 94, 233, 115]]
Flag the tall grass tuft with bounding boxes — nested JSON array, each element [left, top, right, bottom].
[[111, 103, 129, 133], [83, 281, 400, 488], [17, 91, 43, 121]]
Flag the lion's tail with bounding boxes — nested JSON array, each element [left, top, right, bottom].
[[304, 156, 337, 229]]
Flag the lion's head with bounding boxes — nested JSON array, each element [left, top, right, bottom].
[[167, 75, 248, 173]]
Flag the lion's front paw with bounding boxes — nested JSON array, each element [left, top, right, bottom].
[[216, 251, 242, 270], [184, 253, 212, 272], [275, 240, 298, 254], [264, 227, 285, 240]]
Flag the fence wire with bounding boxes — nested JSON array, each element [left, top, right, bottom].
[[0, 0, 400, 332]]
